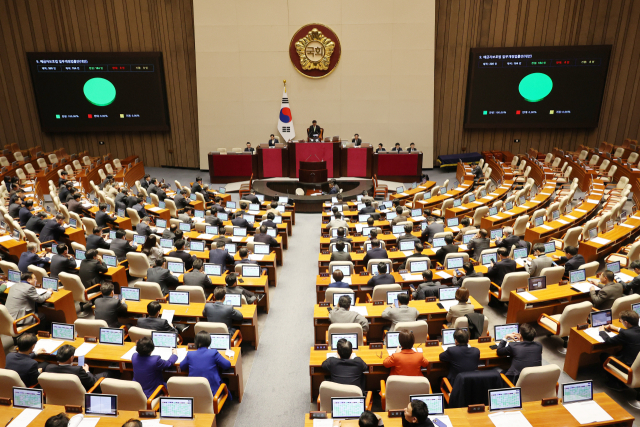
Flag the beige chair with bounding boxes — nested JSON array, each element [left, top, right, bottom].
[[39, 372, 98, 406], [394, 320, 429, 341], [97, 248, 116, 258], [28, 265, 48, 285], [442, 252, 469, 267], [134, 281, 165, 299], [83, 156, 91, 166], [0, 260, 19, 276], [176, 285, 207, 303], [380, 376, 431, 411], [73, 159, 83, 171], [512, 215, 529, 237], [588, 154, 599, 166], [37, 157, 48, 169], [105, 163, 115, 175], [471, 206, 489, 226], [81, 217, 98, 236], [371, 284, 402, 302], [538, 301, 593, 352], [317, 381, 372, 412], [627, 152, 639, 165], [127, 252, 151, 278], [551, 226, 582, 250], [194, 322, 242, 347], [611, 294, 640, 319], [128, 326, 153, 342], [48, 154, 59, 164], [0, 304, 40, 337], [502, 365, 561, 402], [453, 315, 489, 336], [59, 272, 101, 312], [126, 208, 141, 227], [0, 369, 28, 398], [100, 378, 162, 411], [367, 259, 393, 274], [0, 157, 12, 167], [490, 272, 529, 302], [71, 242, 86, 253], [167, 377, 229, 414], [75, 319, 108, 338], [325, 288, 355, 304], [327, 323, 365, 346], [432, 199, 453, 217], [539, 266, 565, 285], [405, 257, 431, 272], [579, 261, 599, 277], [603, 352, 640, 407], [164, 199, 178, 218], [461, 277, 490, 306], [98, 169, 107, 181]]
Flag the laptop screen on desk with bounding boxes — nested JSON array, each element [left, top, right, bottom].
[[331, 265, 351, 277], [505, 201, 513, 211], [120, 287, 140, 302], [411, 208, 422, 217], [333, 293, 354, 307], [224, 293, 241, 307], [168, 262, 184, 274], [447, 218, 459, 228], [588, 227, 598, 240], [69, 218, 77, 228], [249, 203, 260, 211], [439, 287, 458, 301], [386, 212, 397, 221], [42, 277, 58, 291], [490, 229, 503, 240], [552, 210, 560, 220], [481, 253, 497, 266], [494, 323, 519, 341], [569, 269, 586, 283], [226, 243, 237, 253], [103, 255, 117, 268], [462, 234, 474, 244], [488, 207, 498, 216], [8, 269, 21, 283], [218, 212, 229, 221], [227, 201, 236, 209], [152, 331, 178, 348], [75, 250, 86, 261], [606, 261, 621, 273], [431, 237, 445, 249], [330, 333, 358, 350], [117, 209, 125, 217], [168, 291, 189, 305], [633, 303, 640, 316], [441, 329, 460, 346], [194, 210, 204, 218], [563, 381, 593, 404], [159, 397, 194, 420], [85, 394, 117, 416], [359, 214, 370, 223], [387, 290, 408, 305], [409, 260, 428, 274], [513, 248, 528, 259], [489, 388, 522, 411], [453, 199, 462, 207], [244, 214, 255, 224], [254, 244, 270, 255], [190, 240, 205, 252], [133, 235, 146, 245], [209, 333, 231, 350], [156, 219, 167, 228], [206, 225, 219, 235], [590, 309, 612, 328], [179, 223, 191, 232], [446, 257, 464, 270], [386, 331, 400, 348], [410, 394, 445, 415], [392, 225, 404, 234], [399, 240, 415, 251], [204, 263, 222, 276], [242, 265, 260, 278], [543, 242, 556, 254], [160, 238, 173, 248], [267, 228, 277, 237], [13, 387, 43, 409], [528, 276, 546, 291], [99, 328, 124, 345], [51, 322, 74, 341], [331, 397, 365, 420]]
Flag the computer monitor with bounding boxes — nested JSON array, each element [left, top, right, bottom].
[[446, 218, 459, 228], [392, 224, 405, 234], [331, 397, 365, 420], [534, 217, 544, 228], [411, 208, 422, 217], [51, 322, 75, 341], [159, 397, 194, 420], [429, 238, 444, 249], [218, 212, 229, 221], [569, 269, 586, 283], [481, 252, 497, 266], [334, 204, 343, 212], [528, 276, 546, 292], [488, 206, 498, 216], [551, 210, 560, 221], [331, 228, 340, 238], [513, 247, 528, 259], [383, 201, 393, 209], [468, 194, 476, 203], [410, 394, 445, 416], [605, 220, 614, 232], [356, 204, 366, 211], [167, 291, 189, 305], [453, 199, 462, 207], [219, 187, 226, 194], [386, 331, 400, 349], [160, 238, 173, 249], [204, 263, 222, 276], [226, 242, 237, 253], [103, 255, 117, 268], [331, 265, 351, 277], [194, 210, 204, 218], [386, 212, 397, 221], [167, 262, 185, 274], [330, 333, 359, 350], [254, 244, 270, 255], [117, 208, 125, 218], [244, 214, 255, 224], [42, 277, 58, 291], [462, 234, 474, 244], [439, 287, 458, 301], [189, 240, 205, 252], [256, 195, 264, 202], [223, 293, 241, 307], [99, 327, 124, 345], [387, 290, 408, 305], [209, 333, 231, 350], [189, 194, 197, 201], [146, 196, 153, 204], [409, 260, 428, 274], [156, 218, 167, 228], [518, 196, 525, 205], [606, 261, 621, 274], [369, 263, 379, 275], [543, 242, 556, 254], [396, 186, 404, 193], [494, 324, 519, 341], [152, 331, 178, 348], [266, 228, 277, 237], [227, 201, 236, 209], [358, 214, 370, 223], [177, 222, 190, 232], [280, 196, 289, 204], [249, 203, 260, 211], [399, 240, 416, 251], [505, 201, 513, 210], [446, 257, 464, 270], [51, 243, 57, 254], [488, 388, 522, 411], [588, 227, 598, 240], [85, 394, 117, 416], [490, 229, 503, 240], [633, 303, 640, 317], [133, 234, 146, 245], [120, 287, 140, 302], [562, 381, 593, 404], [441, 328, 461, 346], [242, 265, 261, 278], [8, 269, 21, 283], [12, 387, 43, 409], [590, 309, 612, 327], [69, 218, 77, 228], [206, 225, 219, 235], [333, 293, 354, 307], [75, 249, 86, 261]]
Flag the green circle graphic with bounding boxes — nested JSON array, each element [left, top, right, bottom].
[[83, 78, 116, 106], [518, 73, 553, 102]]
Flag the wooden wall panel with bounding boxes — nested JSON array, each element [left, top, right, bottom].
[[0, 0, 198, 168], [434, 0, 640, 163]]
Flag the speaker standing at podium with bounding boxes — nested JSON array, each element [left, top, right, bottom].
[[308, 120, 321, 141], [352, 134, 362, 146], [268, 134, 277, 147]]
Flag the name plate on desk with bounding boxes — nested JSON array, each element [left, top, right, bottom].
[[309, 411, 327, 419], [65, 405, 83, 413], [139, 410, 157, 418], [478, 336, 492, 343], [319, 302, 330, 307], [388, 410, 404, 418], [372, 300, 385, 306], [468, 404, 485, 413], [425, 340, 439, 347], [356, 250, 364, 254], [577, 323, 589, 330], [322, 234, 329, 238], [369, 343, 383, 349], [187, 343, 196, 350], [321, 250, 329, 255], [399, 270, 408, 274], [542, 397, 559, 406], [38, 331, 51, 338], [84, 336, 97, 343], [314, 344, 328, 351], [156, 298, 166, 303], [0, 398, 11, 406], [320, 273, 329, 277], [425, 297, 436, 302], [359, 271, 369, 276]]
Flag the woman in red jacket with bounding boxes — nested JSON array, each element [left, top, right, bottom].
[[383, 330, 429, 376]]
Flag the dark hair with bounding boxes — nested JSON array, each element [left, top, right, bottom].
[[193, 258, 203, 270], [422, 269, 433, 280], [410, 400, 429, 423], [141, 235, 157, 255], [155, 258, 165, 267], [337, 338, 353, 359], [239, 247, 248, 258], [454, 328, 469, 345], [397, 293, 409, 305], [630, 260, 640, 270], [336, 242, 345, 252], [115, 229, 126, 239], [334, 212, 342, 220], [45, 413, 70, 427], [72, 193, 81, 200], [99, 202, 107, 211], [532, 243, 545, 254], [86, 249, 98, 260], [565, 246, 578, 255], [462, 262, 474, 274], [479, 229, 488, 238], [358, 411, 378, 427], [367, 217, 374, 225], [460, 218, 470, 226], [415, 242, 424, 252], [136, 337, 155, 356], [239, 201, 247, 209], [370, 229, 378, 239], [225, 273, 237, 286], [371, 239, 381, 248], [174, 239, 185, 250], [147, 301, 161, 317], [404, 224, 413, 233], [396, 206, 403, 214], [214, 287, 226, 301], [620, 310, 640, 326], [267, 212, 275, 220], [444, 234, 453, 244], [121, 420, 143, 427], [520, 323, 536, 341], [93, 226, 103, 235], [56, 344, 76, 362], [16, 333, 38, 352], [455, 287, 469, 303], [259, 225, 267, 234], [57, 243, 67, 254], [365, 200, 372, 207], [603, 270, 615, 282], [398, 329, 414, 349], [100, 282, 114, 296], [497, 247, 508, 257], [332, 269, 344, 282], [338, 295, 352, 309], [377, 262, 387, 274], [195, 331, 212, 349], [25, 200, 33, 208]]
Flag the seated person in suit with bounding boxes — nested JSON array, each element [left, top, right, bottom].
[[95, 203, 117, 229], [402, 400, 433, 427], [453, 218, 474, 242], [421, 216, 444, 243], [204, 210, 223, 227], [590, 270, 624, 309], [486, 247, 516, 288], [5, 333, 48, 387], [451, 262, 483, 287], [156, 183, 169, 202], [254, 225, 278, 247], [174, 189, 190, 211], [495, 226, 520, 251], [435, 234, 458, 265], [94, 282, 128, 328], [25, 211, 47, 234], [87, 227, 110, 251], [162, 223, 178, 240], [525, 242, 553, 277], [328, 269, 350, 289], [203, 287, 244, 335], [553, 245, 586, 275], [146, 258, 180, 295], [179, 331, 232, 396], [183, 258, 212, 294], [147, 178, 159, 195], [79, 249, 109, 288], [321, 338, 368, 392], [358, 200, 376, 215], [209, 240, 235, 267], [497, 323, 542, 384], [330, 226, 353, 244], [406, 142, 418, 152], [328, 181, 340, 195], [363, 239, 388, 266], [397, 224, 420, 245], [110, 229, 136, 262], [330, 241, 352, 262], [327, 212, 349, 230], [39, 213, 67, 245], [468, 228, 490, 261], [224, 273, 260, 304], [329, 295, 369, 332], [244, 142, 254, 153], [410, 270, 445, 299], [261, 212, 278, 229], [50, 243, 78, 279], [136, 216, 156, 237], [390, 206, 409, 225], [244, 189, 260, 204], [266, 202, 281, 218], [18, 200, 35, 227], [367, 262, 395, 287], [623, 260, 640, 295], [45, 344, 107, 391], [231, 211, 251, 229], [18, 242, 49, 273], [438, 328, 480, 383], [381, 292, 419, 330], [375, 143, 386, 153], [383, 330, 428, 376], [599, 310, 640, 389], [168, 239, 196, 271], [67, 193, 84, 214], [267, 134, 278, 146], [352, 134, 362, 146], [137, 301, 178, 333], [234, 247, 252, 266], [446, 288, 475, 326], [391, 142, 403, 152], [132, 336, 177, 397], [308, 120, 321, 141]]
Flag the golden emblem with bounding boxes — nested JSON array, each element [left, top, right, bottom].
[[295, 28, 335, 71]]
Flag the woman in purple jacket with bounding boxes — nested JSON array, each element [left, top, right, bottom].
[[132, 337, 177, 397], [179, 331, 232, 398]]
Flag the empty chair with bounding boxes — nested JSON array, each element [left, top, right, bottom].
[[176, 285, 207, 303], [13, 152, 24, 162], [0, 369, 27, 398], [48, 153, 59, 164], [503, 365, 561, 402], [538, 301, 593, 352], [611, 294, 640, 319], [613, 147, 625, 158], [134, 281, 165, 299], [471, 206, 489, 226], [73, 159, 83, 171], [167, 377, 229, 414], [461, 277, 490, 306], [98, 169, 107, 181], [579, 261, 599, 277], [74, 319, 108, 338], [371, 284, 401, 302], [539, 266, 565, 285], [380, 376, 431, 411], [588, 154, 599, 166], [113, 158, 123, 170], [317, 381, 372, 412], [328, 323, 364, 346], [603, 352, 640, 408], [37, 157, 48, 169], [59, 272, 101, 314], [128, 326, 153, 341], [512, 215, 529, 237], [127, 252, 151, 279], [105, 163, 114, 175], [0, 304, 40, 338], [194, 322, 241, 347], [100, 378, 161, 411], [38, 373, 93, 406], [551, 226, 582, 250], [490, 272, 530, 302], [126, 207, 141, 227], [628, 152, 639, 165]]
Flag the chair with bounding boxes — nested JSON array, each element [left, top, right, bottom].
[[194, 322, 242, 347], [380, 376, 431, 411], [134, 282, 165, 299], [100, 378, 163, 411], [607, 240, 640, 268], [471, 206, 489, 226], [579, 261, 599, 277], [74, 319, 108, 338], [432, 199, 453, 217], [627, 152, 639, 165], [39, 372, 100, 406], [325, 288, 355, 304], [370, 284, 401, 302], [165, 199, 178, 218], [539, 266, 565, 285], [601, 165, 617, 183], [73, 159, 83, 171], [611, 294, 640, 319], [327, 323, 365, 346], [126, 208, 141, 227], [128, 326, 153, 341], [502, 365, 561, 402], [603, 352, 640, 407], [127, 252, 151, 279], [105, 163, 114, 175], [167, 377, 229, 414], [490, 272, 529, 302], [81, 217, 98, 236], [512, 215, 529, 237], [372, 175, 388, 199], [295, 188, 304, 196], [48, 154, 59, 165], [461, 277, 490, 306], [550, 226, 582, 250], [0, 260, 20, 276], [59, 272, 101, 309], [588, 154, 599, 166], [613, 147, 625, 158], [176, 285, 207, 303], [453, 315, 489, 336], [394, 320, 429, 341], [28, 265, 48, 285], [538, 301, 593, 351], [13, 152, 24, 162], [97, 248, 116, 258], [0, 304, 40, 337], [37, 157, 48, 169], [317, 381, 372, 412], [0, 369, 28, 398]]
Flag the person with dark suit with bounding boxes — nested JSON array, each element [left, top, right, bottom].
[[183, 259, 212, 294], [406, 142, 418, 152], [367, 262, 395, 286], [321, 338, 368, 391], [308, 120, 321, 140], [599, 310, 640, 388], [115, 188, 129, 208], [45, 344, 105, 391], [453, 218, 473, 242], [261, 212, 278, 229], [50, 244, 78, 279], [468, 229, 491, 261], [402, 400, 434, 427], [110, 229, 135, 262], [94, 282, 128, 328], [95, 203, 117, 229], [162, 224, 178, 241], [209, 196, 225, 213], [191, 177, 205, 196], [147, 178, 159, 195], [132, 337, 178, 397], [590, 270, 624, 309], [180, 331, 232, 396], [18, 200, 34, 227], [495, 226, 520, 251], [253, 225, 278, 248], [435, 235, 459, 265], [137, 301, 179, 334], [209, 240, 235, 267], [147, 258, 180, 294], [9, 199, 23, 219], [58, 183, 71, 204], [553, 245, 586, 275], [328, 269, 350, 289], [623, 260, 640, 295], [351, 134, 362, 146], [18, 242, 49, 273], [243, 142, 255, 153], [203, 210, 223, 228], [167, 239, 196, 271], [5, 333, 48, 387], [39, 213, 67, 245], [244, 189, 260, 204], [79, 249, 109, 288], [173, 189, 190, 211], [497, 323, 542, 384], [358, 200, 376, 215], [328, 181, 340, 195], [439, 329, 480, 383], [410, 270, 446, 299], [363, 239, 388, 266], [133, 197, 148, 218], [330, 241, 352, 262], [421, 216, 444, 243], [140, 174, 151, 189], [87, 227, 110, 251], [203, 287, 244, 335], [67, 193, 83, 215], [451, 262, 484, 287], [126, 193, 140, 208], [392, 142, 403, 152], [375, 143, 386, 153], [397, 224, 420, 245], [156, 184, 169, 202], [136, 216, 155, 237], [225, 273, 259, 304], [486, 247, 517, 287], [26, 211, 47, 234], [267, 134, 278, 147], [234, 247, 253, 267], [231, 212, 251, 230]]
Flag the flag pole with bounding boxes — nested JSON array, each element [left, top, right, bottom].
[[283, 79, 286, 93]]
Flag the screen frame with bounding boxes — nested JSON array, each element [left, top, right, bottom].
[[84, 393, 118, 416], [12, 386, 43, 409], [488, 387, 523, 411], [562, 380, 594, 405], [159, 397, 195, 420]]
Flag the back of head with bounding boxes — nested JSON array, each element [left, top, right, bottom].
[[620, 310, 640, 327], [454, 328, 469, 345], [397, 293, 409, 306], [461, 218, 470, 227], [371, 239, 380, 248], [239, 247, 248, 258], [398, 329, 415, 349], [121, 420, 143, 427], [358, 411, 378, 427], [57, 243, 67, 255], [422, 269, 433, 281], [225, 273, 237, 286], [337, 227, 345, 236], [603, 270, 615, 282], [115, 229, 126, 239], [410, 400, 429, 423], [377, 262, 387, 274], [16, 333, 37, 352], [455, 287, 469, 303], [479, 229, 488, 238], [100, 282, 114, 297], [193, 258, 203, 271], [336, 338, 352, 359], [336, 242, 345, 252], [497, 247, 508, 257], [136, 337, 154, 356], [396, 206, 403, 215], [155, 257, 165, 267], [415, 242, 424, 253], [462, 262, 474, 275], [214, 286, 226, 301], [332, 269, 344, 282], [195, 330, 212, 349], [56, 344, 76, 363], [532, 242, 545, 254], [174, 239, 185, 250], [444, 234, 453, 244], [565, 246, 578, 256], [44, 413, 70, 427], [404, 224, 413, 234], [520, 323, 536, 341], [147, 301, 161, 317], [86, 249, 98, 260], [338, 295, 351, 309]]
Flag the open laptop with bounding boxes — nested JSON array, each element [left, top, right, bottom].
[[494, 323, 519, 341], [204, 263, 223, 276], [543, 241, 556, 254], [528, 276, 546, 292], [590, 309, 612, 328], [13, 387, 43, 409], [441, 328, 468, 350], [490, 229, 503, 240], [133, 234, 146, 245], [224, 293, 242, 307], [159, 397, 194, 420], [333, 293, 355, 307], [399, 240, 416, 252], [488, 206, 498, 216], [99, 327, 125, 345], [447, 218, 459, 228], [69, 218, 77, 228], [586, 227, 598, 241], [331, 397, 365, 420], [392, 224, 405, 234], [362, 226, 374, 237], [462, 233, 474, 244], [438, 287, 459, 311], [386, 331, 400, 349], [205, 225, 219, 236], [179, 222, 191, 232], [160, 238, 174, 253], [218, 212, 229, 221], [167, 261, 185, 277], [103, 255, 117, 268], [431, 237, 445, 249], [445, 256, 464, 270], [331, 265, 352, 284], [189, 240, 205, 253], [410, 394, 445, 416], [488, 388, 522, 412], [120, 287, 140, 302], [562, 380, 593, 405], [75, 249, 86, 267], [51, 322, 75, 341], [359, 214, 370, 223], [194, 210, 205, 219], [330, 333, 358, 350], [42, 277, 58, 291], [481, 252, 497, 266], [632, 302, 640, 316], [569, 269, 591, 293], [168, 291, 189, 305], [226, 242, 237, 254], [209, 333, 231, 350], [551, 210, 560, 221], [85, 394, 118, 417], [227, 201, 236, 209], [409, 260, 428, 274], [156, 218, 167, 230], [453, 199, 462, 207], [242, 264, 261, 278], [533, 216, 544, 227], [387, 290, 408, 305], [152, 331, 178, 349], [254, 244, 270, 255]]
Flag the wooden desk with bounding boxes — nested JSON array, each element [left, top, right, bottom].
[[88, 206, 132, 230], [1, 288, 77, 324], [0, 237, 27, 263], [145, 205, 171, 222], [564, 320, 624, 380], [389, 181, 436, 203], [444, 180, 515, 219], [579, 216, 640, 263]]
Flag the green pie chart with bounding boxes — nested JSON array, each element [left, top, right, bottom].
[[83, 77, 116, 106], [519, 73, 553, 102]]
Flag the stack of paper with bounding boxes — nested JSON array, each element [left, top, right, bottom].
[[435, 271, 453, 280], [33, 339, 64, 354], [231, 236, 244, 242], [121, 347, 137, 361], [459, 244, 468, 251], [590, 237, 611, 245], [197, 233, 214, 239], [350, 306, 368, 316], [571, 282, 593, 293], [564, 400, 613, 424], [74, 343, 97, 357], [454, 187, 464, 191], [400, 273, 423, 282], [566, 215, 577, 220], [402, 250, 414, 257], [488, 411, 533, 427], [517, 292, 538, 301], [538, 224, 553, 230], [556, 219, 569, 225], [161, 309, 175, 324], [431, 415, 454, 427], [450, 226, 460, 232], [587, 199, 601, 204], [440, 300, 458, 311], [620, 223, 635, 229], [583, 327, 615, 343], [412, 216, 426, 222], [7, 409, 43, 427], [249, 255, 264, 261]]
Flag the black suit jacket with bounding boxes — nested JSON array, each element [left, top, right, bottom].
[[421, 223, 445, 244], [244, 194, 259, 204], [497, 340, 542, 377], [209, 248, 234, 266], [18, 207, 34, 227], [487, 259, 517, 286], [25, 216, 46, 234], [352, 138, 362, 146], [321, 357, 368, 391], [202, 301, 244, 334], [358, 206, 376, 215], [79, 259, 109, 288], [140, 180, 150, 189], [44, 364, 97, 391], [363, 247, 389, 266], [86, 234, 110, 250], [435, 244, 459, 265], [439, 344, 481, 383], [167, 250, 196, 271], [96, 211, 116, 228], [468, 238, 490, 261], [136, 317, 178, 334], [308, 125, 321, 137], [183, 271, 212, 292], [147, 267, 179, 294], [497, 235, 520, 251], [268, 139, 277, 146], [559, 254, 586, 275], [601, 325, 640, 366], [136, 222, 154, 237], [174, 194, 190, 210], [5, 352, 40, 387], [231, 217, 251, 229], [39, 220, 65, 244], [367, 273, 395, 287], [254, 233, 278, 247], [94, 296, 128, 328], [50, 254, 78, 279], [244, 147, 254, 153], [110, 238, 135, 262]]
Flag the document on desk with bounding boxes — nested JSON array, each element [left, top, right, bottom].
[[538, 224, 553, 230], [400, 273, 423, 282], [589, 237, 611, 245], [231, 236, 244, 242], [313, 419, 333, 427], [583, 327, 615, 343], [35, 288, 49, 296], [615, 272, 634, 281], [566, 215, 577, 220], [355, 224, 364, 233], [587, 199, 601, 204], [556, 219, 569, 225], [575, 208, 587, 213], [471, 201, 483, 205], [33, 339, 65, 354], [571, 282, 593, 293], [412, 216, 426, 222], [515, 259, 528, 268], [197, 233, 214, 240], [564, 400, 613, 424], [161, 309, 175, 324], [431, 415, 453, 427], [0, 235, 14, 242], [449, 226, 460, 232], [488, 411, 533, 427], [440, 300, 458, 311], [77, 417, 101, 427], [151, 347, 174, 360], [147, 207, 162, 212], [176, 348, 188, 364], [517, 291, 538, 301], [245, 236, 254, 243], [120, 347, 137, 361], [490, 215, 502, 220], [349, 306, 368, 316], [7, 408, 42, 427], [402, 250, 414, 257], [459, 244, 468, 251], [454, 187, 464, 191], [74, 343, 97, 357], [249, 255, 264, 261], [434, 271, 453, 280]]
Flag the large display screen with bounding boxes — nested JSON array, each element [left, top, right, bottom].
[[26, 52, 170, 132], [464, 45, 611, 129]]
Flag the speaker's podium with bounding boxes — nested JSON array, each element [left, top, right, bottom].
[[299, 161, 327, 183]]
